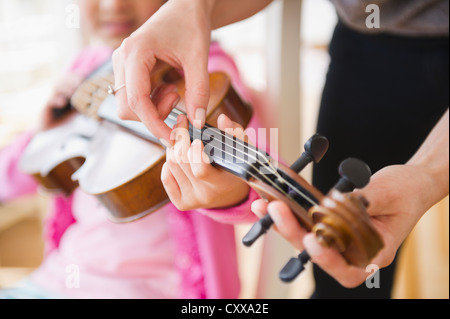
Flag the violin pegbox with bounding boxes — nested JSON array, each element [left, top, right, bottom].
[[240, 132, 383, 282], [309, 158, 382, 264], [242, 134, 330, 247], [279, 158, 384, 282]]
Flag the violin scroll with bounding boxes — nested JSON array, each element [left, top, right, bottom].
[[310, 189, 383, 267], [309, 158, 382, 266], [279, 158, 383, 282]]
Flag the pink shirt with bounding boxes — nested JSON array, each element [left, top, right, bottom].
[[0, 43, 260, 299]]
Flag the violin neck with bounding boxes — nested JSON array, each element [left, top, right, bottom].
[[193, 123, 270, 181], [168, 109, 275, 182]]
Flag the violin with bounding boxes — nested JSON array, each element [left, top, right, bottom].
[[69, 62, 253, 222], [18, 62, 115, 195], [18, 111, 98, 195], [23, 61, 384, 282]]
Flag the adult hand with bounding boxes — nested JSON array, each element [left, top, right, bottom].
[[251, 164, 441, 287], [112, 0, 214, 144]]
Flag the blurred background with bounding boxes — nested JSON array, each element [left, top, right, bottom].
[[0, 0, 448, 299]]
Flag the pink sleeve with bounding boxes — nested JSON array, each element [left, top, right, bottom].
[[0, 132, 38, 201], [67, 46, 113, 78], [196, 189, 260, 224]]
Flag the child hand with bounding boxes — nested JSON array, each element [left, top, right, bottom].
[[161, 113, 250, 211], [37, 73, 84, 132]]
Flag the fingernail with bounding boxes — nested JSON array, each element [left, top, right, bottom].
[[267, 204, 284, 227], [303, 234, 323, 257], [194, 108, 206, 129]]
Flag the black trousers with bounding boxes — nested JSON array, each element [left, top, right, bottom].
[[311, 22, 449, 299]]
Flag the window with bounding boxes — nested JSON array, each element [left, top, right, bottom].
[[0, 0, 80, 147]]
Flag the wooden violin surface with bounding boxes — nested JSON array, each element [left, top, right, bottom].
[[310, 189, 383, 267], [73, 122, 168, 222], [19, 113, 99, 195]]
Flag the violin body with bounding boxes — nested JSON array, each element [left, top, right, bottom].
[[19, 113, 98, 195]]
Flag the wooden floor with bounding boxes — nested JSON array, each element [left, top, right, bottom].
[[0, 195, 46, 288]]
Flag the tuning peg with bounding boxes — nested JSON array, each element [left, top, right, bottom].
[[279, 158, 372, 282], [279, 250, 311, 283], [242, 134, 329, 247], [333, 158, 371, 193], [242, 214, 273, 247], [52, 103, 72, 119], [290, 134, 329, 174]]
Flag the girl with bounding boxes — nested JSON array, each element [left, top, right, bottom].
[[0, 0, 260, 299]]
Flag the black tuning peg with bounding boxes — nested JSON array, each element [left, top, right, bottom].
[[241, 214, 273, 247], [333, 158, 372, 193], [242, 134, 328, 247], [290, 134, 329, 174], [279, 158, 372, 283], [52, 102, 72, 119], [279, 250, 311, 283]]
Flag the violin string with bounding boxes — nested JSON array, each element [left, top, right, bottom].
[[166, 113, 290, 197], [167, 111, 272, 174], [202, 123, 317, 206], [170, 108, 281, 179], [167, 112, 318, 206]]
